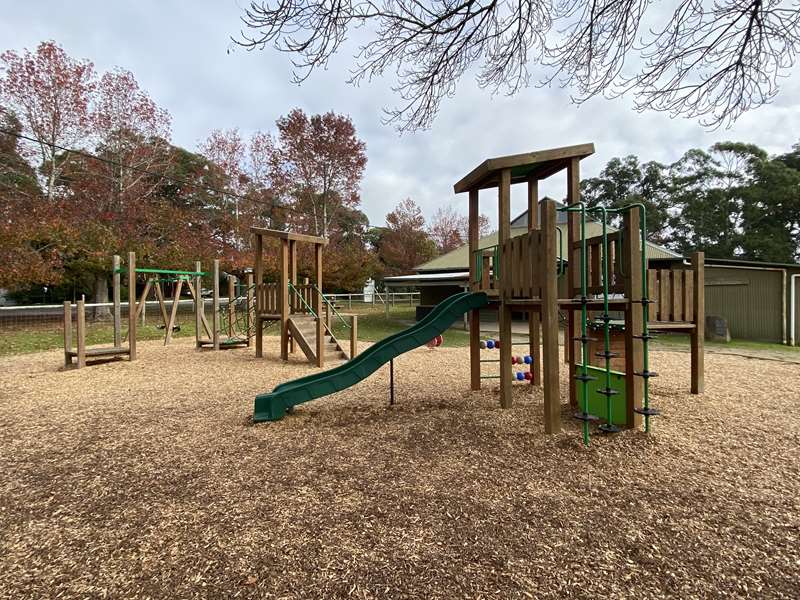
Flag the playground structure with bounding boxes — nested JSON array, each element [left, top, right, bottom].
[[64, 253, 258, 368], [63, 253, 137, 369], [252, 144, 704, 435], [195, 259, 256, 350], [251, 227, 356, 367], [456, 143, 704, 443]]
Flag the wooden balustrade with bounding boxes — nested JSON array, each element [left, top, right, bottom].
[[647, 268, 695, 323]]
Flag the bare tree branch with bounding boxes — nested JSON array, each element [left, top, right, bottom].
[[235, 0, 800, 131]]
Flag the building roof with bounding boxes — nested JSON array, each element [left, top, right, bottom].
[[415, 218, 681, 273], [454, 143, 595, 193]]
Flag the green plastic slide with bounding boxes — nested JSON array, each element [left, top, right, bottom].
[[253, 291, 489, 422]]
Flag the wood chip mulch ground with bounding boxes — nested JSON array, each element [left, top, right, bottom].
[[0, 337, 798, 599]]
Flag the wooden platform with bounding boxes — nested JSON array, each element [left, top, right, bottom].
[[65, 347, 130, 358], [196, 338, 249, 349]]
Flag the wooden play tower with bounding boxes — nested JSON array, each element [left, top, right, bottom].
[[251, 227, 354, 367], [456, 143, 704, 441]]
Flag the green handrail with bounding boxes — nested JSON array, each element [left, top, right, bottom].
[[311, 284, 350, 329], [287, 282, 318, 319], [587, 206, 616, 433]]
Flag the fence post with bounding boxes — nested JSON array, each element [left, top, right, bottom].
[[112, 255, 121, 347]]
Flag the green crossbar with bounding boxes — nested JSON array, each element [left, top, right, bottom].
[[115, 267, 208, 276]]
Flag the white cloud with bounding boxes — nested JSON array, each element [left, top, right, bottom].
[[3, 0, 799, 230]]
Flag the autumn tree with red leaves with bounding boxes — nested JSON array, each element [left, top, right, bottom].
[[271, 109, 366, 238], [0, 41, 95, 201], [429, 205, 491, 254], [377, 198, 437, 276]]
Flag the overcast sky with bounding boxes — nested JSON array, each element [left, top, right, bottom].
[[3, 1, 800, 228]]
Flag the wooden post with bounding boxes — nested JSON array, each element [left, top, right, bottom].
[[528, 178, 541, 386], [541, 200, 561, 433], [314, 243, 323, 316], [76, 298, 86, 369], [691, 251, 705, 394], [316, 315, 325, 368], [254, 232, 263, 358], [195, 261, 202, 347], [280, 239, 289, 360], [350, 314, 358, 358], [63, 301, 72, 367], [566, 158, 580, 405], [289, 240, 297, 313], [164, 279, 183, 345], [212, 259, 220, 351], [623, 209, 644, 428], [128, 252, 136, 361], [112, 255, 121, 347], [498, 169, 512, 409], [246, 273, 254, 347], [228, 275, 235, 337], [468, 188, 481, 390]]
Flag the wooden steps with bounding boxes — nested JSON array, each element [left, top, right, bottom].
[[287, 314, 349, 365]]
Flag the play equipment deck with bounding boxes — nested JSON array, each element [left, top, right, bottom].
[[253, 291, 489, 422]]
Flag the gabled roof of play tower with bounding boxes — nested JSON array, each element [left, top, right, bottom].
[[453, 143, 595, 193]]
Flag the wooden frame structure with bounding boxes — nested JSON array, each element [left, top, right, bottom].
[[195, 260, 254, 350], [251, 228, 354, 366], [455, 144, 704, 435], [63, 253, 136, 369]]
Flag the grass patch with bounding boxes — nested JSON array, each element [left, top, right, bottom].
[[332, 307, 471, 347], [653, 332, 799, 353]]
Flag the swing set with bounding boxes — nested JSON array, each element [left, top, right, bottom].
[[63, 253, 256, 368]]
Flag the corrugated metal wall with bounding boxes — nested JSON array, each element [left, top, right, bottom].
[[704, 266, 785, 342]]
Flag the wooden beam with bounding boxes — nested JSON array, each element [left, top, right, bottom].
[[228, 274, 236, 338], [164, 279, 183, 345], [63, 301, 72, 367], [194, 261, 203, 347], [128, 252, 136, 361], [280, 239, 290, 360], [248, 227, 329, 246], [350, 314, 358, 358], [212, 259, 220, 351], [246, 273, 254, 348], [541, 200, 560, 433], [76, 298, 86, 369], [254, 231, 263, 358], [453, 143, 596, 193], [691, 251, 705, 394], [528, 178, 541, 386], [468, 189, 482, 390], [112, 255, 121, 347], [316, 314, 324, 368], [498, 168, 512, 409], [623, 209, 644, 428]]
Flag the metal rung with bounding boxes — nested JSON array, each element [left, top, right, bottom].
[[594, 351, 619, 359], [634, 407, 661, 416], [598, 423, 622, 434], [574, 374, 597, 383], [573, 412, 599, 422], [634, 370, 658, 378], [596, 388, 620, 396], [573, 335, 598, 343]]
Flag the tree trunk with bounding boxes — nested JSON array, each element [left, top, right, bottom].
[[91, 274, 112, 321]]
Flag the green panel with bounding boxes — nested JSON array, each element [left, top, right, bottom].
[[253, 291, 490, 422], [576, 365, 627, 425]]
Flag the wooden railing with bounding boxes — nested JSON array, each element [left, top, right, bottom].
[[256, 282, 280, 315], [501, 229, 544, 298], [575, 231, 625, 295], [647, 268, 695, 323]]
